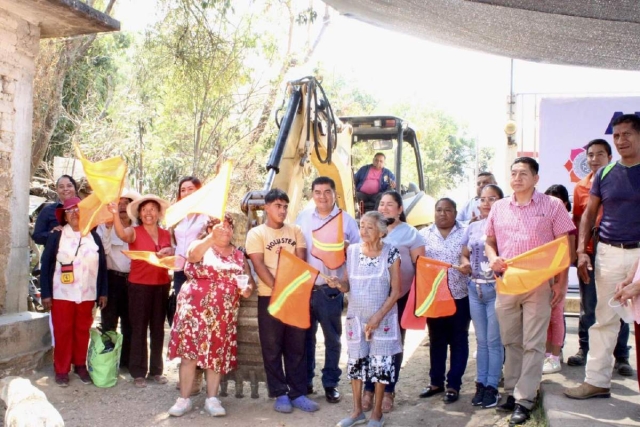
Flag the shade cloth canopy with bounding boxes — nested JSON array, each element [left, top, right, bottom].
[[323, 0, 640, 70]]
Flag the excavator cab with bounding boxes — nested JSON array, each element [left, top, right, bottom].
[[341, 115, 435, 227]]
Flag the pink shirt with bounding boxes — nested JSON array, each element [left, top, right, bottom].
[[359, 167, 382, 195], [485, 190, 575, 259]]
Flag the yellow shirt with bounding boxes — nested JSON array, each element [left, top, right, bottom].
[[245, 223, 306, 297]]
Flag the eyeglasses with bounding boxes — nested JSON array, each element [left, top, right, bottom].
[[479, 197, 499, 203], [65, 207, 79, 214]]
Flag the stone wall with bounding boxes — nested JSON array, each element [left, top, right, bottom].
[[0, 8, 39, 315]]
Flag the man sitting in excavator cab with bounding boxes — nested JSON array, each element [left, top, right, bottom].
[[354, 152, 396, 212]]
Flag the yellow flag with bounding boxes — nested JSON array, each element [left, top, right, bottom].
[[74, 144, 127, 236], [122, 250, 185, 270], [164, 161, 232, 227], [496, 236, 571, 295]]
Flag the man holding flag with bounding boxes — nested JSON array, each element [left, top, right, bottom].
[[246, 189, 319, 414], [485, 157, 575, 425], [296, 177, 360, 404]]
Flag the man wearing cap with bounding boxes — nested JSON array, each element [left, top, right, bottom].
[[97, 189, 140, 370], [295, 177, 360, 403], [565, 114, 640, 400]]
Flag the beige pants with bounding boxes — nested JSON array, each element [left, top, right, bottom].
[[496, 284, 551, 410], [585, 244, 640, 388]]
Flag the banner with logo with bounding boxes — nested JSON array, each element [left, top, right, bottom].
[[537, 97, 640, 194]]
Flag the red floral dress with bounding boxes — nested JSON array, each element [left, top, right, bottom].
[[168, 247, 243, 373]]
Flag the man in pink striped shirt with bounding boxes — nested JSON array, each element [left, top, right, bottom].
[[484, 157, 575, 425]]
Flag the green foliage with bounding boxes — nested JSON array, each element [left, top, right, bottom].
[[478, 146, 495, 174]]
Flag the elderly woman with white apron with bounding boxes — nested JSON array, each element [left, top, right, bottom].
[[327, 211, 401, 427]]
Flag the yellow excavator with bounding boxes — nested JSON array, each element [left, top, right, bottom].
[[241, 76, 435, 226], [224, 77, 435, 399]]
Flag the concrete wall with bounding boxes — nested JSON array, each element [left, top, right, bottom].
[[0, 8, 39, 315]]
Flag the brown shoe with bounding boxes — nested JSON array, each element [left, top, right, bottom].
[[564, 382, 610, 399]]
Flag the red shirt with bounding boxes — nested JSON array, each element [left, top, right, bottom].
[[128, 225, 172, 285], [485, 190, 576, 259]]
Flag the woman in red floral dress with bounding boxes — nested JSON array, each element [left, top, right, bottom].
[[167, 214, 254, 417]]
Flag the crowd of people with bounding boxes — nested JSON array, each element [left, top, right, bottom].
[[32, 113, 640, 426]]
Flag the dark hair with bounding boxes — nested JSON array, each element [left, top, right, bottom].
[[137, 200, 161, 219], [197, 213, 234, 239], [512, 157, 539, 175], [56, 174, 78, 192], [311, 176, 336, 191], [177, 176, 202, 201], [478, 171, 494, 179], [378, 190, 407, 222], [481, 184, 504, 199], [435, 197, 457, 212], [611, 114, 640, 133], [586, 138, 612, 156], [265, 188, 289, 204], [374, 152, 386, 159], [545, 184, 571, 212]]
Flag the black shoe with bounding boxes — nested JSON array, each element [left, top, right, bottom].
[[496, 395, 516, 413], [324, 387, 341, 403], [307, 384, 314, 395], [482, 385, 501, 409], [471, 382, 485, 406], [509, 404, 531, 425], [443, 389, 459, 404], [615, 357, 633, 377], [567, 349, 587, 366], [419, 385, 444, 398]]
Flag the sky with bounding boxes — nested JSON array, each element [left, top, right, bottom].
[[113, 0, 640, 198]]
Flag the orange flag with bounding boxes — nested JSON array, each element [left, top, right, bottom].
[[401, 276, 427, 330], [496, 236, 570, 295], [268, 250, 319, 329], [164, 161, 232, 227], [78, 194, 112, 236], [414, 256, 456, 318], [74, 144, 127, 236], [311, 211, 345, 269], [122, 250, 186, 270]]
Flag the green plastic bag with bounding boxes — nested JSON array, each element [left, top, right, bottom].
[[87, 329, 123, 388]]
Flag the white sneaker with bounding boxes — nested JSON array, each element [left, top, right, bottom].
[[168, 397, 192, 417], [542, 357, 561, 374], [205, 396, 226, 417]]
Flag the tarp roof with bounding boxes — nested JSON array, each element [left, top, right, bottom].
[[323, 0, 640, 70]]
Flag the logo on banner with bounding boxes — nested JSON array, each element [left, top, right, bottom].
[[564, 147, 590, 183]]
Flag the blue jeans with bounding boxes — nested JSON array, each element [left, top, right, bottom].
[[468, 280, 503, 389], [305, 285, 343, 388], [578, 252, 629, 358], [426, 296, 471, 392]]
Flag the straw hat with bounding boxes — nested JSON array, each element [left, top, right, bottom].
[[120, 188, 142, 202], [126, 194, 170, 223]]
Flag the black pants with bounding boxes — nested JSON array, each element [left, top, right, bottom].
[[101, 270, 132, 367], [258, 296, 307, 399], [426, 296, 471, 392], [128, 282, 170, 379]]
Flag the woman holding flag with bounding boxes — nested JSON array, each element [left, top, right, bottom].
[[418, 198, 471, 404], [359, 191, 424, 413], [460, 184, 504, 408], [328, 211, 402, 427], [167, 214, 254, 417], [108, 194, 173, 388]]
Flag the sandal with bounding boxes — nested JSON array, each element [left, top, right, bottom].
[[381, 392, 394, 413], [133, 377, 147, 388], [362, 390, 374, 412], [152, 375, 168, 384]]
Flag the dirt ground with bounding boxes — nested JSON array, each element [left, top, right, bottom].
[[2, 318, 533, 427]]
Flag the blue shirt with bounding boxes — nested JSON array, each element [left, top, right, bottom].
[[456, 197, 479, 223], [591, 162, 640, 243], [296, 204, 360, 285], [32, 202, 62, 245]]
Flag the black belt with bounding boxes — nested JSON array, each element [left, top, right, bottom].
[[313, 284, 329, 289], [599, 238, 640, 249], [108, 270, 129, 278]]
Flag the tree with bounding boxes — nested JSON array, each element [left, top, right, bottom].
[[478, 146, 495, 174]]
